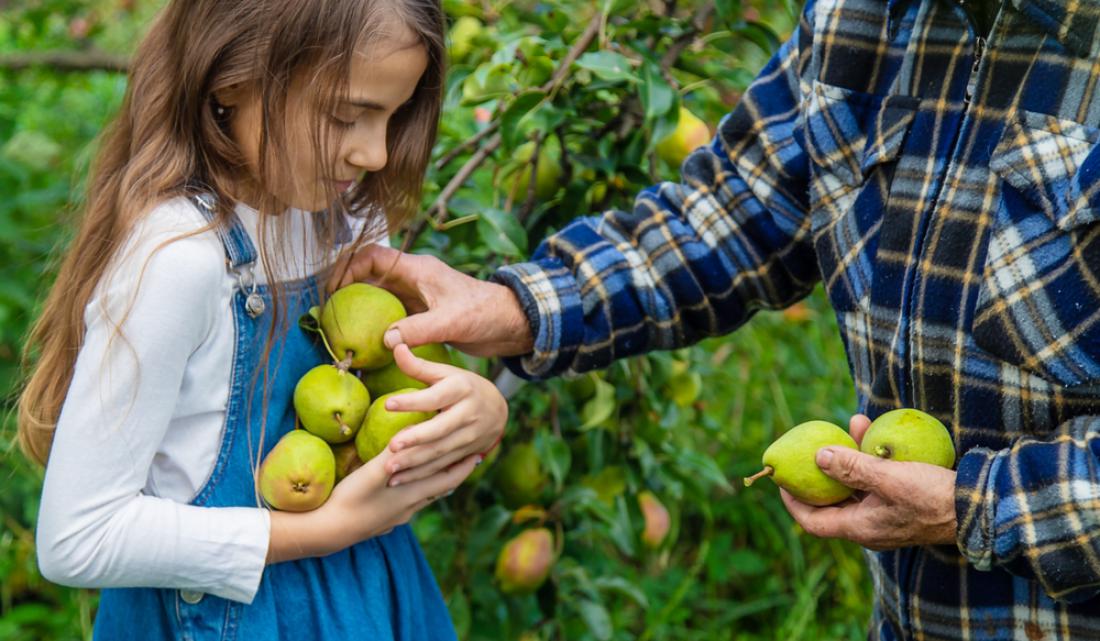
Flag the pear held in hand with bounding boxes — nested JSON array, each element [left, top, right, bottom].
[[320, 283, 407, 370], [744, 420, 858, 506], [294, 364, 370, 443], [331, 441, 364, 483], [259, 430, 336, 512], [355, 389, 437, 462], [861, 409, 956, 468], [362, 343, 452, 397]]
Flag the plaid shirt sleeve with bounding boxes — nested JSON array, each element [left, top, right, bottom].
[[955, 417, 1100, 603], [493, 3, 818, 379]]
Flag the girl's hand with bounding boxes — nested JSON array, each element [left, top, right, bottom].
[[381, 343, 507, 486], [266, 446, 479, 564]]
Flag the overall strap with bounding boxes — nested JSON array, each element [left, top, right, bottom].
[[189, 193, 258, 268], [189, 193, 266, 318]]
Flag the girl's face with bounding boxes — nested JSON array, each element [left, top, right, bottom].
[[228, 25, 429, 212]]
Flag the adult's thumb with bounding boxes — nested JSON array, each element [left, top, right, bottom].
[[383, 312, 447, 351], [816, 447, 884, 492]]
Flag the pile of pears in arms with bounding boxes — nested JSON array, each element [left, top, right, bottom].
[[258, 283, 455, 512], [744, 409, 956, 506]]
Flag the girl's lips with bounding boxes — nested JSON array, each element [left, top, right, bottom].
[[334, 180, 355, 193]]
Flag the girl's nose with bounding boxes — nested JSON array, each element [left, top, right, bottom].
[[346, 133, 387, 173]]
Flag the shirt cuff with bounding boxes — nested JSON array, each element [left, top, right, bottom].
[[954, 446, 1006, 572], [492, 257, 585, 379], [196, 506, 271, 604]]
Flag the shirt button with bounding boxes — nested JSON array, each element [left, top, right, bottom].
[[180, 590, 204, 605]]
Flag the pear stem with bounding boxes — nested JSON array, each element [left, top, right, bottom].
[[743, 466, 774, 487], [336, 352, 354, 372], [873, 445, 893, 459], [334, 412, 352, 437]]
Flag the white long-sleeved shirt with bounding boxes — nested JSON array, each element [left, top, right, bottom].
[[36, 197, 361, 604]]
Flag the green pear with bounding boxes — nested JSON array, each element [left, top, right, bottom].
[[744, 420, 858, 506], [449, 15, 483, 60], [259, 430, 336, 512], [495, 528, 555, 594], [861, 409, 956, 468], [506, 139, 563, 201], [495, 442, 548, 508], [331, 441, 364, 483], [294, 364, 370, 443], [355, 389, 437, 462], [655, 106, 710, 167], [320, 283, 407, 370], [361, 343, 453, 397], [467, 442, 500, 484]]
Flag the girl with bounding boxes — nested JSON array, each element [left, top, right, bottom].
[[16, 1, 506, 639]]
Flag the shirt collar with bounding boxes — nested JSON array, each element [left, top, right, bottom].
[[886, 0, 1096, 58]]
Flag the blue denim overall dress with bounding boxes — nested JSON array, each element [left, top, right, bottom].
[[92, 197, 457, 641]]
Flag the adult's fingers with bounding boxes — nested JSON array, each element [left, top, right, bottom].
[[815, 446, 892, 492], [849, 414, 872, 445], [329, 244, 402, 291], [779, 489, 854, 540]]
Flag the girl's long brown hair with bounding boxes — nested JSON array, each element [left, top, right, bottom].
[[17, 0, 445, 466]]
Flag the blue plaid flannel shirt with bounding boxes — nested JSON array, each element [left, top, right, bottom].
[[494, 0, 1100, 639]]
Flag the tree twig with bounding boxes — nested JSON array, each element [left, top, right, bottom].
[[401, 13, 603, 252], [0, 50, 129, 73], [658, 3, 716, 77]]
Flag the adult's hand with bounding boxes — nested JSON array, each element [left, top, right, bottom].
[[330, 244, 534, 358], [780, 414, 957, 551]]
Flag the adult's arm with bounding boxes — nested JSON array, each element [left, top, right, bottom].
[[493, 2, 819, 378], [955, 416, 1100, 603]]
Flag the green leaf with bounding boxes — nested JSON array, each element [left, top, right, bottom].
[[575, 599, 613, 640], [593, 576, 648, 609], [500, 90, 546, 148], [535, 430, 572, 490], [641, 62, 674, 123], [665, 445, 733, 492], [579, 376, 616, 429], [476, 207, 527, 257], [574, 51, 637, 84]]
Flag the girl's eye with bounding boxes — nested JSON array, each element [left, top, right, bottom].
[[331, 116, 357, 129]]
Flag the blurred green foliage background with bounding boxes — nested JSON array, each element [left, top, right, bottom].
[[0, 1, 871, 639]]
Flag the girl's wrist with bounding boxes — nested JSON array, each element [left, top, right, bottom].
[[266, 507, 345, 564]]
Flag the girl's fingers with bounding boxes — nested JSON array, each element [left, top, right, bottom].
[[389, 445, 475, 486], [389, 425, 477, 480], [384, 377, 463, 413], [387, 410, 463, 455], [400, 453, 482, 508], [391, 343, 460, 387]]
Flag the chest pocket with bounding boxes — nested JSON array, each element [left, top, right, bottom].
[[804, 81, 918, 312], [976, 110, 1100, 387]]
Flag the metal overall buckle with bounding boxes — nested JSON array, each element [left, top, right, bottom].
[[235, 265, 265, 318]]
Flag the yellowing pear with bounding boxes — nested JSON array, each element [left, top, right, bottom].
[[361, 343, 453, 397], [320, 283, 407, 370], [495, 528, 555, 594], [655, 107, 710, 167], [259, 430, 336, 512], [331, 441, 364, 483], [861, 409, 956, 468], [638, 491, 671, 549], [294, 364, 370, 443], [744, 420, 858, 506], [355, 389, 437, 462]]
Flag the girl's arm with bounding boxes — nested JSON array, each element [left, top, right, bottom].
[[36, 205, 272, 604]]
